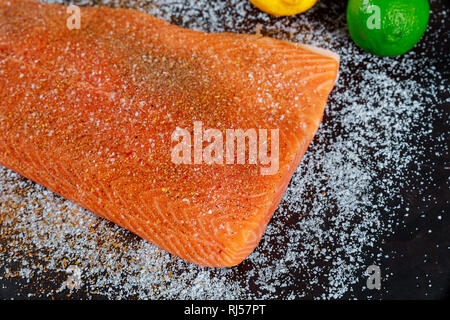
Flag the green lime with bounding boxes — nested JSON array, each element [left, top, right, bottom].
[[347, 0, 430, 57]]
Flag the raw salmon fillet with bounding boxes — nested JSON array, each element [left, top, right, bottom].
[[0, 0, 339, 267]]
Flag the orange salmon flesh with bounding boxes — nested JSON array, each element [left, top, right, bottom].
[[0, 0, 339, 267]]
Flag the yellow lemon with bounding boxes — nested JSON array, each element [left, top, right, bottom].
[[249, 0, 318, 16]]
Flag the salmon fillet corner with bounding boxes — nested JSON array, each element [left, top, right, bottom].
[[0, 0, 339, 267]]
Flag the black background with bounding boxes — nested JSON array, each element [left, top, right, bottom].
[[0, 0, 448, 300]]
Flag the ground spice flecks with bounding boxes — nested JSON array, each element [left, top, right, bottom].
[[0, 0, 448, 299]]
